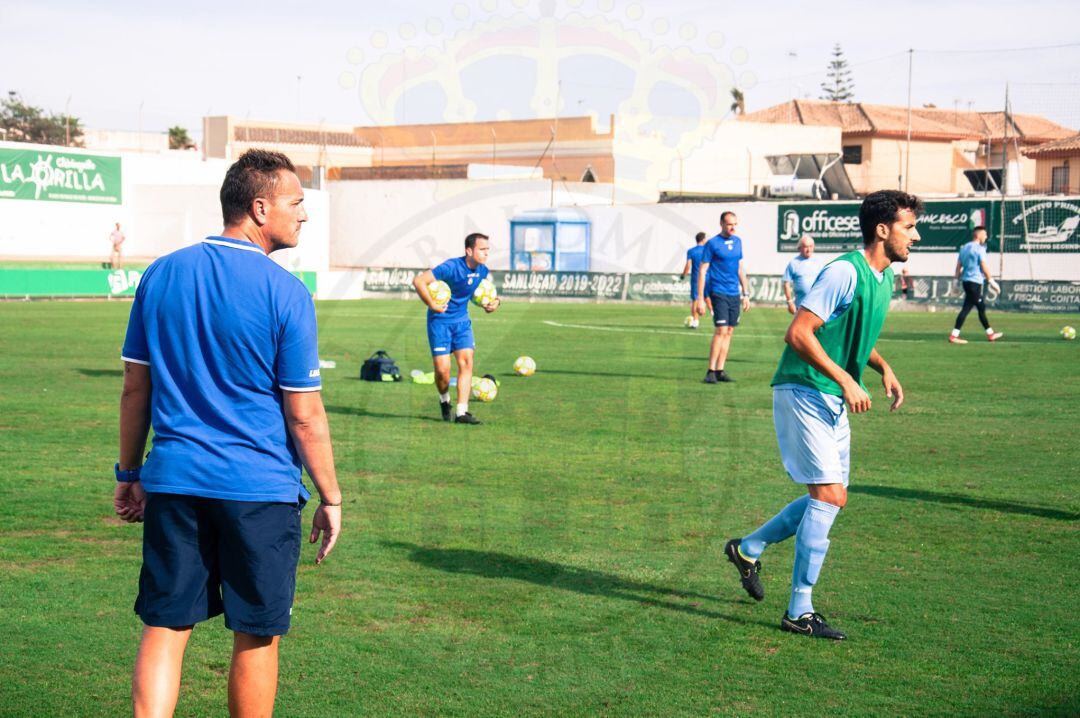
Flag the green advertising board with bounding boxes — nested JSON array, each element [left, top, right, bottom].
[[1001, 198, 1080, 252], [0, 147, 122, 204], [0, 268, 316, 298], [778, 199, 994, 253]]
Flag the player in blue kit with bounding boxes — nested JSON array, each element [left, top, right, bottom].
[[680, 232, 709, 328], [949, 226, 1003, 344], [782, 235, 824, 314], [413, 233, 501, 424], [694, 212, 750, 383]]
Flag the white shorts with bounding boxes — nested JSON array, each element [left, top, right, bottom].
[[772, 384, 850, 486]]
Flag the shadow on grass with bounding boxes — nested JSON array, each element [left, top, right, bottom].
[[850, 485, 1079, 521], [76, 368, 123, 378], [324, 405, 443, 423], [539, 368, 667, 380], [383, 541, 770, 626]]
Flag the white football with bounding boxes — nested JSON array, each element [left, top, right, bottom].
[[513, 356, 536, 376]]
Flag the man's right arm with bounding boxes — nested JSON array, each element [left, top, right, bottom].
[[284, 390, 341, 564], [413, 269, 446, 313], [785, 310, 871, 413], [783, 282, 795, 314]]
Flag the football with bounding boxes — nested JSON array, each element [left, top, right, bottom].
[[428, 280, 451, 308], [513, 356, 536, 376], [1062, 325, 1076, 340], [472, 376, 498, 402], [472, 277, 498, 307]]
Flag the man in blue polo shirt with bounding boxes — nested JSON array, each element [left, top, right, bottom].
[[113, 149, 342, 717], [680, 231, 709, 328], [949, 225, 1003, 344], [783, 235, 824, 314], [413, 233, 501, 424], [695, 211, 751, 383]]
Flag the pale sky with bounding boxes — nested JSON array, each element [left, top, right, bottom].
[[4, 0, 1079, 138]]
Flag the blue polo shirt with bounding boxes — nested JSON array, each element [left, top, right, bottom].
[[428, 256, 489, 324], [783, 255, 825, 308], [121, 236, 321, 503], [958, 241, 987, 284], [686, 244, 707, 289], [703, 234, 744, 296]]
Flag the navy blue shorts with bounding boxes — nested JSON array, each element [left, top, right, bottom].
[[710, 293, 741, 327], [427, 319, 475, 356], [135, 493, 304, 636]]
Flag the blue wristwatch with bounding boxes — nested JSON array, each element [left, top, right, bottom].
[[114, 463, 141, 483]]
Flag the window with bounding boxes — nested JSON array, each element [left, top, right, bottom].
[[1051, 163, 1070, 194], [842, 145, 862, 164]]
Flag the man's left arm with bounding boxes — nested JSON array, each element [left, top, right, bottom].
[[738, 260, 750, 311], [867, 348, 904, 411], [115, 362, 151, 522]]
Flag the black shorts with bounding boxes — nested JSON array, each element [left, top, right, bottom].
[[135, 493, 304, 636], [710, 293, 741, 327]]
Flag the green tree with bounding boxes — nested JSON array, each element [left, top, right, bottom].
[[0, 91, 83, 146], [729, 87, 745, 116], [819, 44, 855, 102], [168, 125, 195, 150]]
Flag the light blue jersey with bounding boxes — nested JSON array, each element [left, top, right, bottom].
[[958, 241, 987, 284], [783, 255, 825, 308], [774, 257, 884, 485]]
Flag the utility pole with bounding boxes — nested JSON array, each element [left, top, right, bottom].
[[999, 84, 1009, 279], [64, 95, 71, 146], [904, 48, 913, 192]]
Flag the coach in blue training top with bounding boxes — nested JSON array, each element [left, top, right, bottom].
[[413, 233, 501, 425], [695, 211, 751, 383], [114, 149, 342, 717]]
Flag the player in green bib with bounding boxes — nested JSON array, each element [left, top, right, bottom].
[[723, 190, 923, 640]]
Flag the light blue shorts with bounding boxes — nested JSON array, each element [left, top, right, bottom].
[[772, 384, 850, 486]]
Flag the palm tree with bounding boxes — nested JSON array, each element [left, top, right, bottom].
[[730, 88, 745, 116], [168, 125, 194, 150]]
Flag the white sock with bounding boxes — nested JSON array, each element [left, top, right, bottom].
[[439, 392, 450, 403], [456, 403, 469, 416], [950, 328, 960, 337], [986, 327, 995, 335]]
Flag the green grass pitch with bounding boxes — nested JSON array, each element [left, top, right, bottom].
[[0, 298, 1077, 716]]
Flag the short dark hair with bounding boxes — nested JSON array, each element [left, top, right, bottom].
[[695, 232, 706, 242], [220, 149, 296, 225], [858, 190, 924, 244], [465, 233, 489, 250], [720, 211, 736, 223], [972, 225, 987, 234]]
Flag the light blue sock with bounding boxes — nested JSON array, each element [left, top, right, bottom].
[[740, 495, 810, 560], [788, 498, 841, 619]]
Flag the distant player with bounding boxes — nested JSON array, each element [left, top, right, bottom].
[[694, 212, 750, 383], [109, 222, 126, 269], [413, 233, 501, 424], [680, 231, 709, 328], [723, 190, 921, 640], [782, 235, 824, 314], [949, 226, 1002, 344]]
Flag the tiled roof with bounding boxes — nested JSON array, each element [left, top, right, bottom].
[[1023, 132, 1080, 158], [742, 100, 1074, 143]]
